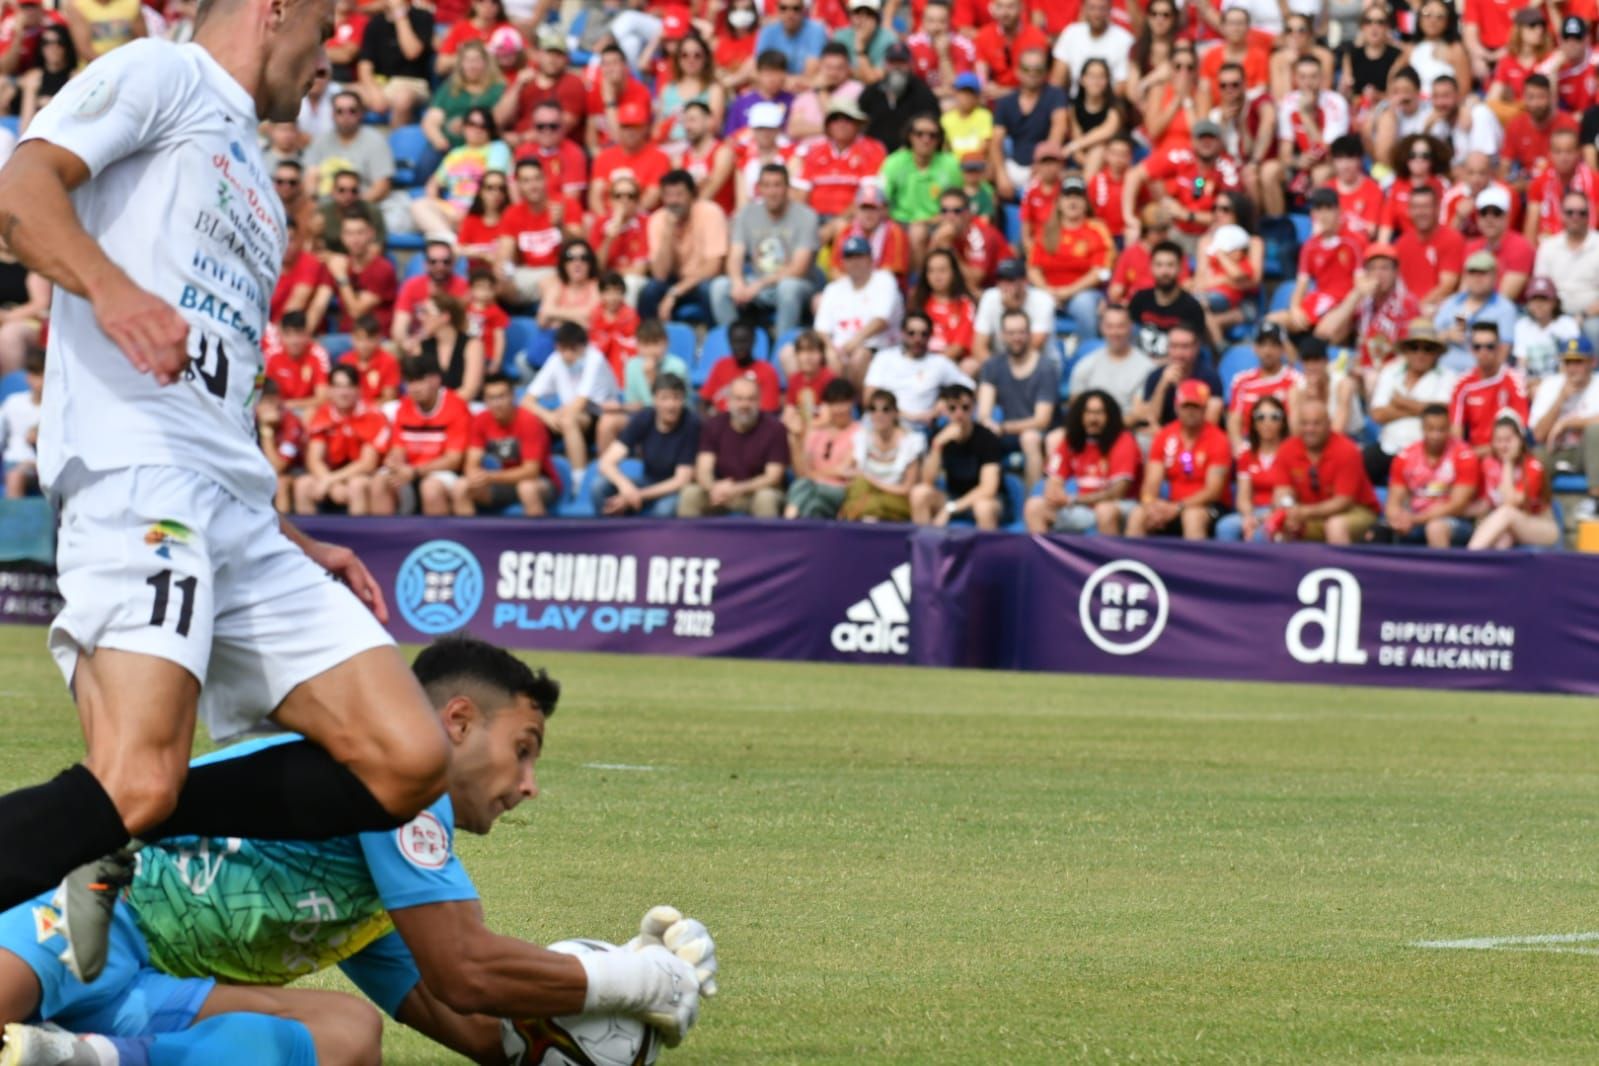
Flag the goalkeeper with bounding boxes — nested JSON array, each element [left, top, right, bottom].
[[0, 636, 718, 1065]]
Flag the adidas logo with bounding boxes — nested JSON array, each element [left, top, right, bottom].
[[831, 563, 910, 655]]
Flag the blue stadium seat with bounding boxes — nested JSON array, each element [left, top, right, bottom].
[[550, 456, 583, 516], [0, 116, 17, 138], [321, 333, 354, 361], [504, 317, 551, 380], [1553, 473, 1590, 494], [1260, 216, 1300, 280], [1288, 212, 1312, 246], [1002, 474, 1027, 532], [1218, 345, 1259, 402], [564, 464, 600, 517], [386, 233, 428, 252], [389, 125, 442, 188], [567, 8, 593, 65], [1268, 282, 1297, 313], [1003, 204, 1022, 247], [664, 323, 698, 365], [0, 370, 25, 402]]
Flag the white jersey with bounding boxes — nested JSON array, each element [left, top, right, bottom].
[[22, 39, 286, 504]]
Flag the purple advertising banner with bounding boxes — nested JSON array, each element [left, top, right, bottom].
[[295, 517, 915, 664], [0, 563, 62, 627], [910, 529, 1599, 695]]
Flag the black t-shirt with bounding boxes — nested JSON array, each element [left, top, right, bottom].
[[941, 423, 1003, 499], [1580, 105, 1599, 155], [359, 8, 436, 81], [620, 408, 701, 484], [861, 76, 941, 153], [1338, 42, 1403, 99], [1127, 286, 1208, 358], [1140, 365, 1225, 427]]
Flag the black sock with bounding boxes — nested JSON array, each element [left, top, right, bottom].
[[149, 739, 407, 842], [0, 765, 129, 910]]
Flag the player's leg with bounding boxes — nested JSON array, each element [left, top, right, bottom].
[[0, 950, 41, 1027], [194, 985, 381, 1066]]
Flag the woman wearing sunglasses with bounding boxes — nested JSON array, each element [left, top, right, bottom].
[[839, 389, 924, 523], [1139, 42, 1207, 157], [1376, 133, 1448, 244], [1216, 394, 1289, 543], [411, 106, 513, 240]]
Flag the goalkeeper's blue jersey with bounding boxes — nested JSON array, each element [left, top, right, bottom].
[[124, 734, 479, 1015]]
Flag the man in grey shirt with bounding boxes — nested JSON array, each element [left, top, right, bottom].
[[976, 308, 1060, 487], [709, 163, 820, 338], [1066, 302, 1153, 417], [305, 90, 411, 235]]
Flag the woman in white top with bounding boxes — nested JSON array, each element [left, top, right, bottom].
[[841, 390, 925, 522], [1513, 278, 1580, 386], [1400, 0, 1472, 95]]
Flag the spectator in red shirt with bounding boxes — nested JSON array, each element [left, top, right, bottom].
[[586, 172, 651, 299], [328, 209, 399, 334], [293, 364, 392, 516], [1027, 174, 1114, 340], [1216, 393, 1289, 542], [1469, 410, 1560, 548], [1122, 121, 1242, 249], [973, 0, 1050, 98], [1024, 387, 1141, 534], [511, 101, 590, 202], [463, 271, 508, 372], [1377, 133, 1449, 244], [271, 218, 334, 332], [1503, 73, 1578, 178], [393, 240, 470, 356], [1271, 187, 1364, 341], [264, 313, 331, 420], [338, 314, 403, 404], [912, 248, 978, 366], [1450, 320, 1529, 452], [1466, 184, 1535, 302], [494, 27, 588, 145], [1128, 378, 1231, 539], [456, 168, 512, 276], [1226, 321, 1301, 450], [589, 101, 672, 216], [797, 98, 887, 234], [589, 272, 641, 383], [373, 352, 473, 516], [1272, 399, 1381, 544], [1525, 127, 1599, 238], [1384, 403, 1482, 546], [497, 157, 585, 305], [255, 380, 306, 514], [702, 321, 784, 413], [451, 372, 560, 516], [930, 187, 1012, 292], [585, 43, 654, 155], [782, 329, 838, 416], [434, 0, 507, 78], [1394, 184, 1465, 316], [1329, 134, 1384, 240]]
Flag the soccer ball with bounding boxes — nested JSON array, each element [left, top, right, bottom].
[[524, 939, 662, 1066]]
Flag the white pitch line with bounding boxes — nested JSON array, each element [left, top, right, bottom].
[[1411, 932, 1599, 953], [582, 762, 659, 772]]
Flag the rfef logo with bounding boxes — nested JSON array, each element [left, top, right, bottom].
[[831, 564, 910, 656], [1078, 560, 1169, 655], [396, 540, 484, 635], [1285, 567, 1367, 665]]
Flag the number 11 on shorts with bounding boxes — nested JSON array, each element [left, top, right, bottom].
[[147, 569, 198, 637]]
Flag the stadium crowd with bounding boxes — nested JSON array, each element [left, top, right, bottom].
[[3, 0, 1599, 548]]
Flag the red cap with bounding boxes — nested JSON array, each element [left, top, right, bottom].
[[616, 101, 650, 127], [662, 9, 690, 38], [1363, 242, 1399, 264], [1176, 378, 1212, 407]]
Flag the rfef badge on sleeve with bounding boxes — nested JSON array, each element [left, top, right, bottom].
[[396, 810, 450, 870]]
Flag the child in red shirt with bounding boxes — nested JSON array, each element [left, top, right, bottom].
[[588, 273, 640, 382], [464, 271, 510, 373], [783, 330, 837, 418]]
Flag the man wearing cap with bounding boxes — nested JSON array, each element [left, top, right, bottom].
[[973, 256, 1054, 364], [828, 183, 912, 277], [837, 0, 898, 82], [881, 111, 963, 251], [797, 97, 887, 231], [814, 234, 904, 382], [1271, 399, 1381, 544], [1382, 403, 1482, 547], [786, 42, 864, 140], [1530, 335, 1599, 489], [1123, 120, 1241, 250], [1534, 189, 1599, 350], [1127, 377, 1231, 539], [711, 163, 821, 337], [937, 71, 991, 159], [904, 0, 978, 100], [1049, 0, 1133, 93], [755, 0, 829, 82], [496, 28, 587, 144], [1366, 318, 1457, 485], [1433, 251, 1519, 373], [1550, 16, 1596, 114], [987, 44, 1068, 200], [864, 309, 975, 427], [735, 102, 803, 207], [1262, 54, 1348, 217], [1513, 276, 1579, 382], [973, 0, 1050, 99], [1270, 187, 1363, 341], [1464, 183, 1533, 302], [589, 99, 670, 214], [1393, 185, 1464, 317], [1226, 322, 1301, 451], [863, 41, 943, 150], [641, 170, 729, 324], [1450, 321, 1529, 454]]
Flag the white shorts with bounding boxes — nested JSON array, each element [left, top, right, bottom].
[[48, 466, 394, 740]]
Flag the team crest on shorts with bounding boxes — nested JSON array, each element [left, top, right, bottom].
[[144, 520, 193, 559], [32, 904, 61, 944]]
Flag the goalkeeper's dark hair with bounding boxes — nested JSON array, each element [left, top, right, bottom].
[[413, 635, 560, 718]]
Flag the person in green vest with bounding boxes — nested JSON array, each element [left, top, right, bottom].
[[880, 110, 962, 273]]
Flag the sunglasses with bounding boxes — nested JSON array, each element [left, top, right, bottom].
[[1173, 61, 1195, 69], [427, 257, 453, 266], [334, 185, 359, 195], [1218, 79, 1242, 89], [274, 176, 300, 186], [868, 403, 896, 413], [778, 3, 803, 9], [1480, 206, 1505, 217], [939, 205, 966, 215], [1566, 207, 1589, 216], [464, 120, 488, 129], [1410, 150, 1432, 160], [902, 328, 929, 337], [481, 182, 507, 191], [534, 121, 562, 132], [912, 128, 940, 138], [565, 252, 592, 261], [1471, 341, 1498, 350], [1019, 64, 1047, 73], [614, 191, 639, 201], [1253, 410, 1284, 422]]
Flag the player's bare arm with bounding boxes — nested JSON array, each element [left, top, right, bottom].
[[0, 141, 188, 384]]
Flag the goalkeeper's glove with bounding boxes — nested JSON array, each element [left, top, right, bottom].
[[627, 904, 720, 998], [578, 942, 701, 1048]]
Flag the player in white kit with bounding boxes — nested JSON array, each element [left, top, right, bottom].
[[0, 0, 450, 982]]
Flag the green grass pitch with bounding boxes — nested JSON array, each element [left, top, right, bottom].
[[5, 623, 1599, 1063]]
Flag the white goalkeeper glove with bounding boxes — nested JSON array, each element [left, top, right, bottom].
[[577, 943, 701, 1048], [627, 904, 720, 998]]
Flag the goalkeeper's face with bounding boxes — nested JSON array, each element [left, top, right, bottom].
[[446, 692, 547, 835]]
